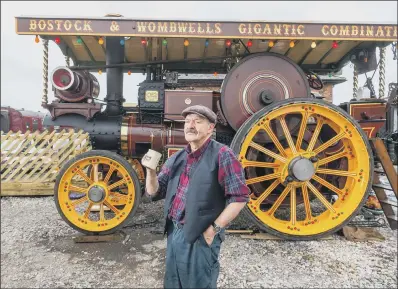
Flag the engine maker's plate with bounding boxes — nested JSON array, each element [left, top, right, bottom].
[[221, 53, 311, 131]]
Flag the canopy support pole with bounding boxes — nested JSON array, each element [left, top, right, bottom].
[[379, 47, 386, 99], [41, 39, 49, 108], [353, 64, 358, 99]]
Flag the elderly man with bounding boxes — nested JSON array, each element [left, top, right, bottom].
[[145, 104, 250, 289]]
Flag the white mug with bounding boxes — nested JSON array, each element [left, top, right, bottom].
[[141, 149, 162, 171]]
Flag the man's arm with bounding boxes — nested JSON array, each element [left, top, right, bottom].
[[215, 146, 250, 226], [145, 168, 160, 196], [212, 202, 247, 228], [202, 146, 250, 243], [203, 147, 250, 241]]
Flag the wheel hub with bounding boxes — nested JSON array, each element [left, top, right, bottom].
[[88, 185, 106, 203], [288, 157, 315, 181]]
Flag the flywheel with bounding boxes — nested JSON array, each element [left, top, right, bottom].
[[230, 98, 373, 240], [54, 150, 141, 235], [221, 52, 311, 131]]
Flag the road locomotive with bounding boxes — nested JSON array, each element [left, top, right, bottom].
[[14, 15, 397, 240]]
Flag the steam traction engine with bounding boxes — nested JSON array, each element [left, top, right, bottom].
[[15, 16, 398, 240]]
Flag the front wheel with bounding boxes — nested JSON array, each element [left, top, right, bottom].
[[54, 150, 141, 235]]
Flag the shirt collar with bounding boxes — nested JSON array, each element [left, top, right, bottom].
[[185, 137, 212, 158]]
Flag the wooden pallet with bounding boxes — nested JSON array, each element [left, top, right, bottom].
[[1, 129, 91, 196]]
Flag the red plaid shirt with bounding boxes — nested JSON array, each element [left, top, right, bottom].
[[156, 138, 250, 223]]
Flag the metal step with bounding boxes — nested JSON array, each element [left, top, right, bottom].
[[370, 139, 398, 230], [387, 215, 398, 221], [372, 183, 393, 191], [386, 215, 398, 230], [370, 139, 398, 197], [379, 199, 398, 207]]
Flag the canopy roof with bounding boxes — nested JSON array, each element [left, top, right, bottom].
[[15, 16, 397, 74]]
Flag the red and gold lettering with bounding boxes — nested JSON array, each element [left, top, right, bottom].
[[375, 26, 384, 37], [254, 24, 261, 34], [64, 20, 72, 31], [339, 25, 350, 36], [47, 20, 54, 31], [322, 25, 329, 36], [189, 23, 196, 33], [238, 23, 246, 34], [148, 22, 156, 33], [74, 20, 81, 31], [158, 22, 168, 33], [297, 24, 305, 35], [29, 20, 37, 31], [54, 20, 63, 31], [169, 22, 177, 33], [283, 24, 291, 36], [330, 25, 338, 36], [214, 23, 221, 34], [205, 23, 214, 34], [351, 25, 358, 36]]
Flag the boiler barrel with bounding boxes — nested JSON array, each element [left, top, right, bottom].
[[43, 113, 187, 157], [120, 115, 186, 157]]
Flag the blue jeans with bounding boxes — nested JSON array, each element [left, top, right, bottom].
[[164, 221, 223, 289]]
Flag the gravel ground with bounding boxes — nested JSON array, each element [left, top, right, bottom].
[[1, 195, 397, 289]]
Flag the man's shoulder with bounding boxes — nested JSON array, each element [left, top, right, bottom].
[[210, 139, 231, 152], [213, 141, 237, 157], [209, 140, 239, 161]]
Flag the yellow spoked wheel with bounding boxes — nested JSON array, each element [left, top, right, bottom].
[[54, 150, 141, 235], [230, 98, 373, 240]]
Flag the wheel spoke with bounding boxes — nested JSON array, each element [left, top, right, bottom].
[[253, 179, 280, 207], [249, 141, 287, 163], [92, 163, 99, 182], [306, 181, 336, 213], [241, 160, 279, 168], [301, 184, 312, 221], [103, 200, 120, 215], [267, 185, 291, 216], [99, 203, 105, 222], [246, 172, 281, 185], [318, 151, 348, 166], [71, 196, 88, 207], [108, 179, 127, 191], [316, 168, 357, 177], [69, 185, 87, 194], [109, 191, 129, 205], [76, 169, 93, 185], [312, 175, 344, 196], [103, 166, 116, 184], [83, 202, 94, 219], [313, 132, 346, 155], [262, 123, 288, 157], [296, 112, 309, 151], [290, 186, 296, 226], [109, 191, 129, 200], [279, 116, 297, 154], [306, 118, 324, 152]]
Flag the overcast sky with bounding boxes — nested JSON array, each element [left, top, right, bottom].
[[1, 1, 397, 113]]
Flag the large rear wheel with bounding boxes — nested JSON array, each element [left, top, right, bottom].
[[230, 98, 373, 240], [54, 150, 141, 235]]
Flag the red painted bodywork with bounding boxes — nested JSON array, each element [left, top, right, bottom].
[[1, 106, 45, 133]]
